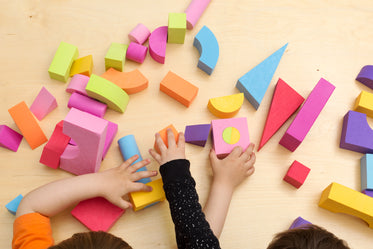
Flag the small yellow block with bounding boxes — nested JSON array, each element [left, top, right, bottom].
[[207, 93, 244, 118], [70, 55, 93, 77], [319, 182, 373, 228], [129, 178, 165, 212], [354, 91, 373, 118]]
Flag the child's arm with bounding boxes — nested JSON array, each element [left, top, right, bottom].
[[203, 145, 256, 238]]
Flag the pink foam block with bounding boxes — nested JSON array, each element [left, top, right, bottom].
[[279, 78, 335, 152], [283, 160, 310, 188], [68, 92, 107, 118], [0, 125, 23, 152], [185, 0, 211, 30], [126, 42, 148, 64], [102, 121, 118, 159], [128, 23, 151, 45], [66, 74, 90, 96], [60, 108, 108, 175], [149, 26, 168, 64], [71, 197, 125, 232], [29, 87, 57, 120]]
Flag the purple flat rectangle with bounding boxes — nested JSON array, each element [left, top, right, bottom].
[[185, 124, 211, 147], [0, 125, 23, 152]]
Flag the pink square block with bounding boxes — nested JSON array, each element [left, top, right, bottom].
[[30, 87, 57, 120], [211, 117, 250, 158], [0, 125, 23, 152], [283, 160, 310, 188]]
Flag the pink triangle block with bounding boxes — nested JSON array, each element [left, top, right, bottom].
[[29, 87, 57, 120], [66, 74, 90, 96], [149, 26, 168, 64], [185, 124, 211, 147], [71, 197, 125, 232], [102, 121, 118, 159], [0, 125, 23, 152]]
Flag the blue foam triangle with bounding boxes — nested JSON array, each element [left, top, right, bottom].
[[236, 43, 288, 110]]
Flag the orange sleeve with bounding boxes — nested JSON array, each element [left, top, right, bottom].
[[12, 213, 54, 249]]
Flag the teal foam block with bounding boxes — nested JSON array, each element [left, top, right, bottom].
[[361, 154, 373, 191], [118, 135, 151, 184], [193, 25, 219, 75], [6, 194, 23, 215], [236, 43, 288, 110]]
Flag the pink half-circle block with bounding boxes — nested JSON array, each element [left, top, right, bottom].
[[126, 42, 148, 64], [149, 26, 168, 64], [66, 74, 90, 96], [128, 23, 151, 45]]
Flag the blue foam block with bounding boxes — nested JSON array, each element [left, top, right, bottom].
[[6, 194, 23, 215], [361, 154, 373, 190], [193, 26, 219, 75]]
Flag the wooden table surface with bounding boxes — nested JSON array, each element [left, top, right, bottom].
[[1, 0, 373, 248]]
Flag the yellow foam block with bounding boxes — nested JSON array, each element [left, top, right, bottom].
[[70, 55, 93, 77], [129, 178, 165, 211], [319, 182, 373, 228], [354, 91, 373, 118], [207, 93, 244, 118]]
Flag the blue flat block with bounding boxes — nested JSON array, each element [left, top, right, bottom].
[[193, 26, 219, 75], [236, 43, 288, 110], [289, 216, 312, 229], [184, 124, 211, 147], [6, 194, 23, 215], [361, 154, 373, 190], [118, 135, 151, 184]]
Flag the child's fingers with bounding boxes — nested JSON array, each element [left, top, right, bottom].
[[128, 158, 151, 173], [246, 152, 256, 166], [167, 129, 176, 147], [131, 170, 158, 182], [109, 197, 133, 210], [122, 154, 140, 168], [244, 143, 255, 156], [209, 149, 219, 164], [129, 182, 153, 193], [227, 146, 242, 158], [149, 149, 162, 164], [177, 132, 185, 148], [246, 166, 255, 176], [155, 133, 167, 152]]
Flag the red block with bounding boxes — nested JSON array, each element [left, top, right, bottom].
[[283, 160, 310, 189]]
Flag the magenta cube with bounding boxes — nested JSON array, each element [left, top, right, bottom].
[[283, 160, 310, 188]]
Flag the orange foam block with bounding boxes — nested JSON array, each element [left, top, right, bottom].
[[8, 101, 48, 150], [101, 68, 148, 94], [160, 71, 198, 107], [154, 124, 179, 154]]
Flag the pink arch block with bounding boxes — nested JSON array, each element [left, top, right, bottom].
[[149, 26, 168, 64], [185, 0, 211, 30], [68, 92, 107, 118], [66, 74, 90, 96], [128, 23, 151, 45]]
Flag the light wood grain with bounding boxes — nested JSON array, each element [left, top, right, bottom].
[[1, 0, 373, 248]]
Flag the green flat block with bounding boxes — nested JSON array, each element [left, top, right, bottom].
[[86, 74, 129, 113], [168, 13, 186, 44], [105, 43, 128, 72], [48, 42, 79, 82]]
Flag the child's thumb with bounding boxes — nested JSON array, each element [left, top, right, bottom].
[[112, 198, 132, 210], [209, 149, 218, 163]]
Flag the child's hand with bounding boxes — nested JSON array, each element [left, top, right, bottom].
[[149, 129, 186, 165], [97, 155, 158, 209], [209, 143, 256, 191]]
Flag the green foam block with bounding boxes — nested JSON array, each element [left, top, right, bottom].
[[48, 42, 79, 82], [105, 43, 128, 72], [168, 13, 187, 44]]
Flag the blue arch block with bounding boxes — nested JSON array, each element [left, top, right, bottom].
[[193, 26, 219, 75]]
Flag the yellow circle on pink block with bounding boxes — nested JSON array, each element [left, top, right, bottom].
[[222, 127, 240, 145]]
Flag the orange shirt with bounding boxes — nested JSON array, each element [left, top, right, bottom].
[[12, 213, 54, 249]]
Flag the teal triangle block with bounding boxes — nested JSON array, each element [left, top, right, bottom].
[[236, 43, 288, 110]]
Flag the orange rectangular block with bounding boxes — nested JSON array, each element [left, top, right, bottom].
[[160, 71, 198, 107], [8, 101, 48, 150]]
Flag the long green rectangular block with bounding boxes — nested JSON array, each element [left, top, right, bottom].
[[105, 43, 128, 72], [48, 42, 79, 82]]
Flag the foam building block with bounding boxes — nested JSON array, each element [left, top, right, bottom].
[[6, 194, 23, 215], [71, 197, 125, 232], [319, 182, 373, 228], [0, 125, 23, 152], [283, 161, 310, 189], [207, 93, 244, 118], [66, 74, 90, 96], [60, 108, 108, 175], [160, 71, 199, 107], [361, 154, 373, 191], [185, 0, 211, 29], [149, 26, 168, 64], [29, 87, 58, 120], [363, 189, 373, 197], [236, 44, 288, 110], [154, 124, 179, 154], [8, 101, 48, 150], [354, 91, 373, 118], [104, 43, 128, 72], [86, 74, 129, 113], [70, 55, 93, 77], [101, 68, 148, 94], [129, 178, 166, 211], [68, 92, 107, 118], [258, 79, 304, 151], [279, 78, 335, 152], [40, 121, 70, 169], [184, 124, 211, 147], [356, 65, 373, 90], [118, 135, 151, 184], [340, 110, 373, 154], [48, 41, 79, 82], [126, 42, 148, 63], [128, 23, 151, 45], [102, 121, 118, 159], [168, 13, 186, 44], [211, 117, 250, 159], [289, 216, 312, 229], [193, 26, 219, 75]]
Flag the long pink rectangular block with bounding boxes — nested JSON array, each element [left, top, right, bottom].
[[102, 121, 118, 159], [279, 78, 335, 151], [30, 87, 57, 120], [185, 0, 211, 29], [0, 125, 23, 152]]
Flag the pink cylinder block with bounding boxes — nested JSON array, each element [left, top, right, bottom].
[[128, 23, 151, 45], [126, 42, 148, 63], [66, 74, 90, 96], [185, 0, 211, 30], [68, 92, 107, 118]]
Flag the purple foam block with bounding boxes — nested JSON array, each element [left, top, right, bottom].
[[356, 65, 373, 90], [362, 189, 373, 197], [0, 125, 23, 152], [184, 124, 211, 147], [289, 216, 312, 229], [340, 110, 373, 154]]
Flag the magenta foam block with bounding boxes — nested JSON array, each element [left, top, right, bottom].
[[289, 216, 312, 229], [71, 197, 125, 232], [185, 0, 211, 30], [0, 125, 23, 152], [66, 74, 90, 96], [128, 23, 151, 45], [279, 78, 335, 152], [126, 42, 148, 64], [283, 160, 310, 189], [68, 92, 107, 118], [340, 110, 373, 154], [102, 121, 118, 159], [60, 108, 108, 175], [149, 26, 168, 64], [29, 87, 57, 120], [356, 65, 373, 90], [184, 124, 211, 147]]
